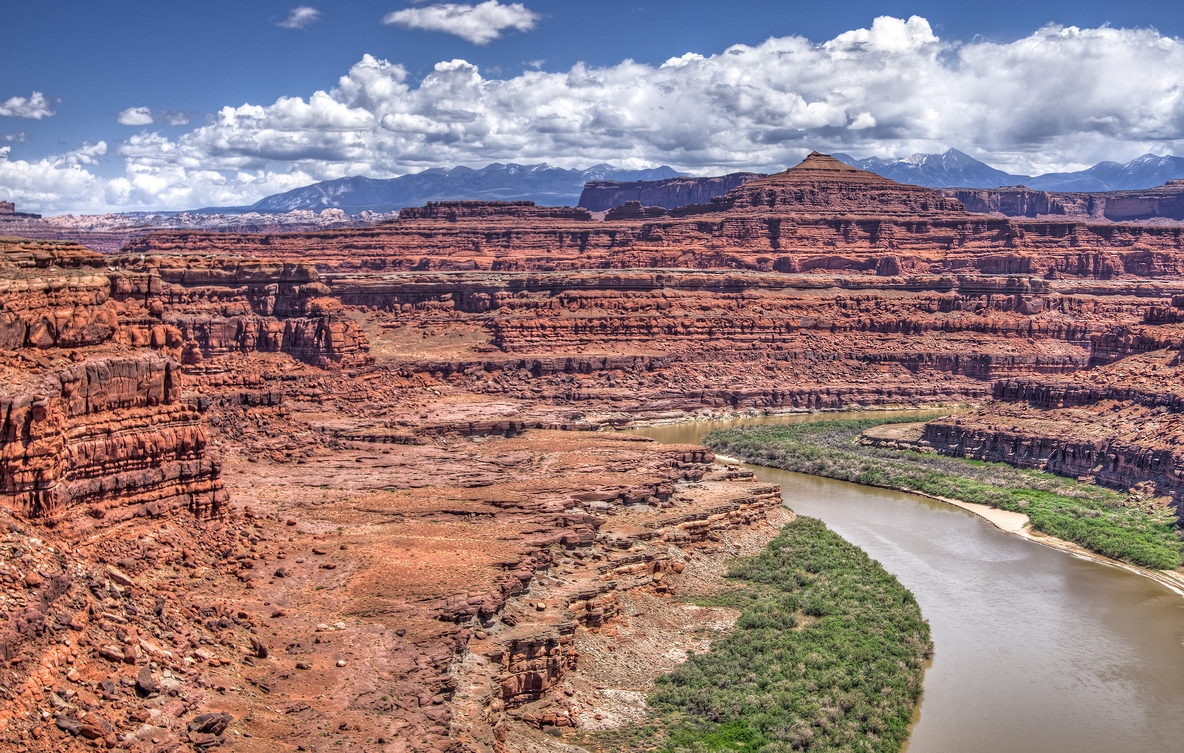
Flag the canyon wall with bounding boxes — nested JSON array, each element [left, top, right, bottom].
[[0, 355, 223, 522], [0, 239, 372, 530], [940, 181, 1184, 222], [922, 342, 1184, 501]]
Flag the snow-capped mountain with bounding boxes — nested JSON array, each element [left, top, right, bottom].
[[209, 163, 683, 215], [832, 150, 1184, 191]]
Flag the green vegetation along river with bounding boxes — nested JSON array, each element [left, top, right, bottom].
[[703, 415, 1183, 570], [631, 412, 1184, 753], [649, 516, 931, 752]]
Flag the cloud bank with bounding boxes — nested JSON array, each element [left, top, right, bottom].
[[0, 92, 56, 120], [5, 16, 1184, 214], [383, 1, 540, 45]]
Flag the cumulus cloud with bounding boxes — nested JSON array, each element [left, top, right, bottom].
[[0, 144, 107, 212], [383, 1, 539, 45], [9, 16, 1184, 213], [277, 6, 321, 29], [117, 107, 155, 126], [0, 91, 55, 119]]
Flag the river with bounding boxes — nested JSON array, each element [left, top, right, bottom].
[[633, 413, 1184, 753]]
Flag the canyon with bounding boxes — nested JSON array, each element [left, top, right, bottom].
[[1, 152, 1183, 752]]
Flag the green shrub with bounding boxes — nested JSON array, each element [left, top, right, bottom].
[[648, 517, 931, 753]]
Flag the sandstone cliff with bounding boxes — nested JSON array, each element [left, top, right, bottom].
[[940, 181, 1184, 223], [0, 355, 223, 522]]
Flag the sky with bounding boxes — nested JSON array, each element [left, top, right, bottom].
[[2, 0, 1184, 214]]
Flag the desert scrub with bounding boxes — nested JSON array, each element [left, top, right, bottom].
[[645, 516, 931, 753], [704, 417, 1183, 570]]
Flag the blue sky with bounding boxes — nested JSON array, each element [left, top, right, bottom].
[[3, 1, 1184, 213]]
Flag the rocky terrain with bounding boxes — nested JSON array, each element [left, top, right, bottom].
[[125, 155, 1184, 278], [3, 153, 1184, 751], [923, 344, 1184, 495]]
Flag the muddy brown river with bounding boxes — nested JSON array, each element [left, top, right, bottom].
[[634, 413, 1184, 753]]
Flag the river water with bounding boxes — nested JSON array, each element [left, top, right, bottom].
[[633, 413, 1184, 753]]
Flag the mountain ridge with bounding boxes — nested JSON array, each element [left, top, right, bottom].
[[199, 163, 683, 215], [833, 150, 1184, 191], [193, 152, 1184, 216]]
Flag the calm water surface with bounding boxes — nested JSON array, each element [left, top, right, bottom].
[[634, 413, 1184, 753]]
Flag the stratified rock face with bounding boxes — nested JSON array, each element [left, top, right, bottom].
[[0, 240, 117, 350], [0, 355, 223, 521], [128, 256, 370, 368], [123, 153, 1184, 278], [0, 240, 229, 525], [941, 181, 1184, 222], [921, 345, 1184, 508], [578, 172, 764, 211]]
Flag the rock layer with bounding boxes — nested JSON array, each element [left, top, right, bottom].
[[0, 354, 223, 522], [941, 180, 1184, 223]]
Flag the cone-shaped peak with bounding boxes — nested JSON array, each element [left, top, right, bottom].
[[717, 151, 967, 217], [789, 152, 865, 174]]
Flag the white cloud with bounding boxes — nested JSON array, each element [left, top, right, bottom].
[[0, 91, 55, 119], [159, 110, 192, 126], [848, 112, 876, 130], [277, 6, 321, 29], [0, 144, 107, 212], [660, 52, 706, 69], [9, 16, 1184, 213], [118, 107, 155, 126], [383, 1, 539, 45]]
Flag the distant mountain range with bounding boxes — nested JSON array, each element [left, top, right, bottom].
[[201, 163, 683, 215], [832, 149, 1184, 191], [193, 152, 1184, 217]]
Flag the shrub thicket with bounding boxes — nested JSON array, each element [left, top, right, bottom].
[[645, 516, 932, 753]]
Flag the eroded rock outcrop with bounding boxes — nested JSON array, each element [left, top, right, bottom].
[[0, 355, 224, 522], [922, 347, 1184, 511], [941, 180, 1184, 223]]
